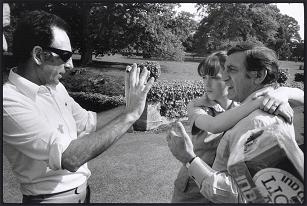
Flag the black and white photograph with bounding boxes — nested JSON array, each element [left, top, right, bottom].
[[2, 1, 304, 203]]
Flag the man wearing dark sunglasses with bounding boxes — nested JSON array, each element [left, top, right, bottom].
[[3, 10, 154, 203], [43, 47, 73, 63]]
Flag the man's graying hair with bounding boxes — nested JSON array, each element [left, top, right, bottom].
[[13, 10, 69, 65], [227, 42, 279, 85]]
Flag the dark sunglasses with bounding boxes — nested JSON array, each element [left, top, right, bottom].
[[43, 47, 73, 62]]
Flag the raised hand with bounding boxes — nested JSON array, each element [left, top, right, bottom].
[[124, 63, 154, 120], [166, 121, 196, 164]]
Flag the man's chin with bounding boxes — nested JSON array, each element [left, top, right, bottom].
[[48, 80, 60, 86]]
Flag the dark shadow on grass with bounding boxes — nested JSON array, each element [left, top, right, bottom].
[[73, 59, 131, 71], [126, 54, 205, 63], [183, 56, 204, 63], [73, 58, 173, 74]]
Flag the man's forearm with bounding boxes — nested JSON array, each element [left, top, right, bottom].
[[62, 111, 137, 172], [95, 105, 126, 130]]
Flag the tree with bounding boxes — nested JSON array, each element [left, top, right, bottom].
[[8, 3, 194, 64], [192, 3, 301, 58], [278, 14, 301, 42], [290, 40, 304, 61]]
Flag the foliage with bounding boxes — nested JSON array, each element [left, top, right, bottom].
[[147, 80, 205, 118], [69, 92, 125, 112], [64, 69, 206, 118], [8, 3, 195, 64], [193, 3, 301, 59], [139, 61, 161, 81], [61, 68, 124, 96], [277, 69, 290, 85], [290, 40, 304, 61], [294, 73, 304, 82], [138, 5, 186, 61]]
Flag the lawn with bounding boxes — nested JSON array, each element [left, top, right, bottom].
[[2, 54, 304, 203], [75, 53, 304, 82]]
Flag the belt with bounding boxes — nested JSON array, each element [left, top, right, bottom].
[[23, 181, 88, 199]]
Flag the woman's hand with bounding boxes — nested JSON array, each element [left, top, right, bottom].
[[253, 90, 293, 124]]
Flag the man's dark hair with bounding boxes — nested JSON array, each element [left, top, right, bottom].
[[227, 41, 279, 85], [13, 10, 69, 65]]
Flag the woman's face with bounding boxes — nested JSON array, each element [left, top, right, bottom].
[[203, 72, 228, 101]]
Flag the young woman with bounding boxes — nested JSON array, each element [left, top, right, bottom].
[[171, 51, 303, 203]]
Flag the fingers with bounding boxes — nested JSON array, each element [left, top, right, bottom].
[[174, 121, 189, 139], [135, 64, 140, 86], [262, 98, 280, 113], [252, 90, 268, 100], [268, 102, 280, 114], [259, 96, 269, 110], [284, 105, 294, 124], [143, 77, 154, 94], [129, 63, 137, 88], [276, 103, 293, 124], [125, 66, 131, 105], [139, 66, 149, 85]]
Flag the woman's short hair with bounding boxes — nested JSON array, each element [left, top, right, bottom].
[[197, 51, 227, 77]]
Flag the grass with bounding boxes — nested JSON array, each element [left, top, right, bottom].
[[72, 54, 304, 86], [3, 54, 304, 203]]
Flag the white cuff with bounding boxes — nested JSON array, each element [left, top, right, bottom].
[[187, 157, 214, 188]]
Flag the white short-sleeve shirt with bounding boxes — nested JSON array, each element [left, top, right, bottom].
[[3, 68, 97, 195]]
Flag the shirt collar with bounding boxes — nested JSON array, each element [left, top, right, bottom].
[[8, 68, 50, 101]]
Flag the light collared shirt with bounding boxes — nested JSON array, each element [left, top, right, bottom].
[[3, 68, 97, 195], [188, 87, 296, 203]]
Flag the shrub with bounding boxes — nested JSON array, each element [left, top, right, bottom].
[[147, 80, 205, 118], [62, 68, 124, 96], [277, 69, 290, 85], [63, 68, 206, 119], [139, 61, 161, 81], [294, 73, 304, 82], [69, 92, 125, 112]]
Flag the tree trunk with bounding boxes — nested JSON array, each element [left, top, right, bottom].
[[81, 46, 93, 66], [80, 3, 92, 66]]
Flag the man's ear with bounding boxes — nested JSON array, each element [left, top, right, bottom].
[[32, 46, 44, 65], [253, 69, 267, 85]]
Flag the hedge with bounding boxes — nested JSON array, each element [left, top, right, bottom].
[[294, 73, 304, 82], [68, 80, 205, 119], [147, 80, 205, 118], [62, 68, 125, 96], [277, 69, 290, 85], [139, 61, 161, 81], [69, 92, 125, 112], [64, 66, 296, 119]]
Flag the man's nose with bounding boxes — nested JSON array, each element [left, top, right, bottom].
[[221, 69, 228, 81], [64, 58, 74, 70]]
